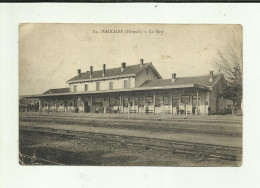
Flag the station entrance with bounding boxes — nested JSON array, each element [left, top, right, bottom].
[[172, 97, 180, 114]]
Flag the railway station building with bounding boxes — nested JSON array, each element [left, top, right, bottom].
[[22, 59, 229, 115]]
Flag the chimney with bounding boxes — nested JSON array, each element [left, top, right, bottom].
[[140, 59, 144, 67], [172, 73, 177, 82], [102, 64, 106, 76], [77, 69, 81, 75], [209, 71, 214, 82], [90, 66, 93, 78], [121, 62, 126, 72]]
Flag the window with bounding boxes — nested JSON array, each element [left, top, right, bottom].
[[138, 97, 144, 107], [96, 82, 100, 91], [109, 97, 120, 106], [74, 99, 77, 107], [85, 84, 88, 91], [74, 85, 77, 92], [181, 96, 190, 104], [124, 80, 128, 89], [109, 82, 113, 90], [145, 96, 153, 105], [155, 96, 169, 106], [155, 96, 162, 107], [163, 96, 169, 105], [192, 96, 201, 106], [123, 98, 129, 107], [172, 97, 179, 107]]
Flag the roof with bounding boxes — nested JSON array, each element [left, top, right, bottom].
[[43, 88, 70, 94], [33, 73, 222, 97], [25, 83, 208, 98], [67, 63, 152, 83], [140, 74, 223, 88]]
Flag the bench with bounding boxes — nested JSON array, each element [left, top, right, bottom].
[[161, 109, 171, 114], [66, 109, 74, 112], [130, 110, 137, 113], [180, 110, 191, 114], [49, 109, 58, 112], [147, 110, 154, 114]]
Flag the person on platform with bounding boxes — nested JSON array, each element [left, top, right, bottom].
[[192, 105, 196, 115], [208, 106, 211, 116], [176, 104, 179, 115], [145, 104, 149, 114]]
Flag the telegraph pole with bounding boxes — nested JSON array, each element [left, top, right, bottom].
[[128, 97, 130, 120], [196, 90, 199, 116], [185, 103, 187, 118]]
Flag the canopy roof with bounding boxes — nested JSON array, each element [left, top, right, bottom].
[[22, 73, 223, 99]]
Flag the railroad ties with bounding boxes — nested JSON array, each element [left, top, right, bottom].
[[20, 126, 242, 162]]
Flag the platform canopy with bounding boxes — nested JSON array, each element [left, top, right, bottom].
[[21, 84, 209, 99]]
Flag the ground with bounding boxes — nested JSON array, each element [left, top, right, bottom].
[[19, 112, 242, 166]]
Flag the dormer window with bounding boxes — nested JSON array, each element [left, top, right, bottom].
[[109, 81, 113, 90], [124, 80, 128, 89], [96, 82, 100, 91], [74, 85, 77, 92]]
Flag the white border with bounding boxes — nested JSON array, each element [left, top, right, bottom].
[[1, 3, 260, 188]]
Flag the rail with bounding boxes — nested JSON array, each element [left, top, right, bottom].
[[20, 126, 242, 162]]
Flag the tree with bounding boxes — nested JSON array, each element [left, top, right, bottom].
[[215, 40, 243, 114]]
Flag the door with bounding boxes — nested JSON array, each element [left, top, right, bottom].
[[172, 97, 180, 114], [192, 95, 201, 114], [84, 101, 89, 113]]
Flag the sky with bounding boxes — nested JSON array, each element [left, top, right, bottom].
[[19, 24, 242, 95]]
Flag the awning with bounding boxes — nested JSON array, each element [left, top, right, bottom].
[[21, 84, 209, 99]]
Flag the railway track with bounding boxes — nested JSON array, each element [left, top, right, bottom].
[[19, 153, 64, 165], [20, 116, 242, 137], [20, 126, 242, 162], [20, 114, 243, 124]]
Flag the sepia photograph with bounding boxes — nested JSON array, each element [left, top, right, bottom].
[[19, 23, 243, 166]]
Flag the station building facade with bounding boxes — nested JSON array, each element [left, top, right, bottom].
[[23, 59, 228, 115]]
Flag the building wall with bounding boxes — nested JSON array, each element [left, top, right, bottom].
[[39, 88, 209, 114], [209, 89, 217, 113], [41, 98, 76, 112], [135, 66, 160, 87], [208, 75, 226, 114], [76, 89, 208, 114], [218, 97, 226, 111], [122, 89, 208, 114], [69, 77, 136, 92], [170, 90, 207, 114]]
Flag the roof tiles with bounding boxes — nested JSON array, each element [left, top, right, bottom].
[[43, 88, 70, 94], [68, 63, 148, 82], [140, 74, 223, 88]]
